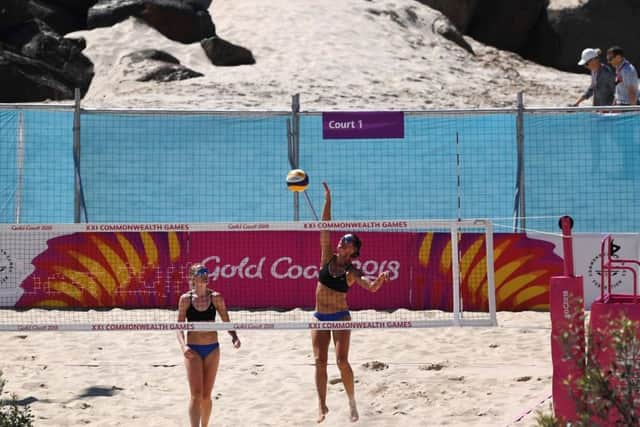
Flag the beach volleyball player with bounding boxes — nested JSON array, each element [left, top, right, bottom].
[[312, 182, 391, 423], [177, 263, 241, 427]]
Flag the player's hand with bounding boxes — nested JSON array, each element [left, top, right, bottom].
[[322, 182, 331, 200], [183, 347, 196, 359], [232, 337, 241, 349]]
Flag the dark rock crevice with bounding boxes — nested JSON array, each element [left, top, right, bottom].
[[418, 0, 640, 74]]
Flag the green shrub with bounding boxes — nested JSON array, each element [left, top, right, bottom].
[[0, 371, 33, 427], [536, 315, 640, 426]]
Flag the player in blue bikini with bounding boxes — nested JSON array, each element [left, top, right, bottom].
[[312, 182, 390, 423], [177, 263, 241, 427]]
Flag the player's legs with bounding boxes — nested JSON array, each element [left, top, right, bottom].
[[185, 354, 205, 427], [333, 330, 358, 422], [200, 347, 221, 427], [312, 329, 331, 422]]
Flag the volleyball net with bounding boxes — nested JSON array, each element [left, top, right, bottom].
[[0, 219, 497, 331]]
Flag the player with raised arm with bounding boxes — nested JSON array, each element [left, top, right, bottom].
[[311, 182, 391, 423]]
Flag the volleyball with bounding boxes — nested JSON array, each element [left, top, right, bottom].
[[286, 169, 309, 192]]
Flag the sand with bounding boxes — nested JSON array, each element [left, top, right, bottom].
[[0, 311, 552, 427]]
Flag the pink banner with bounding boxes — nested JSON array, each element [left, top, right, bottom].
[[11, 230, 563, 311]]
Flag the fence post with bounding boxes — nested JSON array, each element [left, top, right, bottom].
[[72, 88, 88, 223], [73, 88, 81, 223], [288, 94, 301, 221], [15, 112, 24, 223], [513, 92, 526, 231]]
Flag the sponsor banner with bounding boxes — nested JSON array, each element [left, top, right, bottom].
[[9, 227, 639, 311], [536, 233, 640, 307]]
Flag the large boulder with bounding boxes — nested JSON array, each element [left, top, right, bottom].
[[200, 36, 255, 66], [538, 0, 640, 73], [87, 0, 145, 28], [27, 0, 89, 35], [0, 19, 94, 101], [2, 0, 96, 36], [420, 0, 640, 73], [139, 2, 214, 43], [0, 47, 94, 102], [120, 48, 204, 82], [467, 0, 549, 53], [0, 0, 34, 34], [88, 0, 215, 43], [46, 0, 99, 13]]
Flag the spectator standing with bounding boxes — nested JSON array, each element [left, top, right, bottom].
[[606, 46, 639, 105], [573, 48, 615, 106]]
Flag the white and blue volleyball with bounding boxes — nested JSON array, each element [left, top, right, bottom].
[[286, 169, 309, 192]]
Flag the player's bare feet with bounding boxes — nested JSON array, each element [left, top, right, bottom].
[[349, 400, 359, 422], [317, 405, 329, 423]]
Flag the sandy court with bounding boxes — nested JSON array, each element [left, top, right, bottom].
[[1, 310, 551, 426]]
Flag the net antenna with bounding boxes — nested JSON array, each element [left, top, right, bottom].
[[454, 132, 464, 318], [302, 192, 319, 221], [0, 219, 497, 331]]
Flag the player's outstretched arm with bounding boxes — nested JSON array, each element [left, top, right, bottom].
[[320, 182, 332, 264]]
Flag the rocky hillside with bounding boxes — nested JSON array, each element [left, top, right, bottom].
[[2, 0, 636, 108]]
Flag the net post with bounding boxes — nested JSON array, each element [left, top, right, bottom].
[[484, 220, 498, 326], [451, 222, 461, 326]]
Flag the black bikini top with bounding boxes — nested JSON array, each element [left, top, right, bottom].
[[318, 255, 353, 293], [186, 291, 217, 322]]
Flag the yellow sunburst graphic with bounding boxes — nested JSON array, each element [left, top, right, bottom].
[[417, 233, 562, 310], [17, 231, 185, 308]]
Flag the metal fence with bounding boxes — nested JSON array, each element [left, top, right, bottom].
[[1, 94, 639, 232]]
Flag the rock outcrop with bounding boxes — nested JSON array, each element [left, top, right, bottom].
[[201, 36, 256, 66], [0, 0, 94, 101], [0, 0, 255, 101], [536, 0, 640, 73], [120, 48, 204, 82], [87, 0, 215, 43], [419, 0, 640, 73]]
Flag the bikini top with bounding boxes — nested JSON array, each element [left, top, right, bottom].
[[186, 291, 217, 322], [318, 255, 353, 293]]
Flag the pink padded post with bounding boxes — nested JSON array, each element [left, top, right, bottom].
[[560, 215, 575, 277], [550, 215, 584, 424]]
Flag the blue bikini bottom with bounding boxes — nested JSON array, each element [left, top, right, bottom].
[[313, 310, 350, 321], [188, 342, 220, 359]]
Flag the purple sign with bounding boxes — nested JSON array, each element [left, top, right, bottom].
[[322, 111, 404, 139]]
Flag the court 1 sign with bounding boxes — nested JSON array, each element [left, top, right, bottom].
[[322, 112, 404, 139]]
